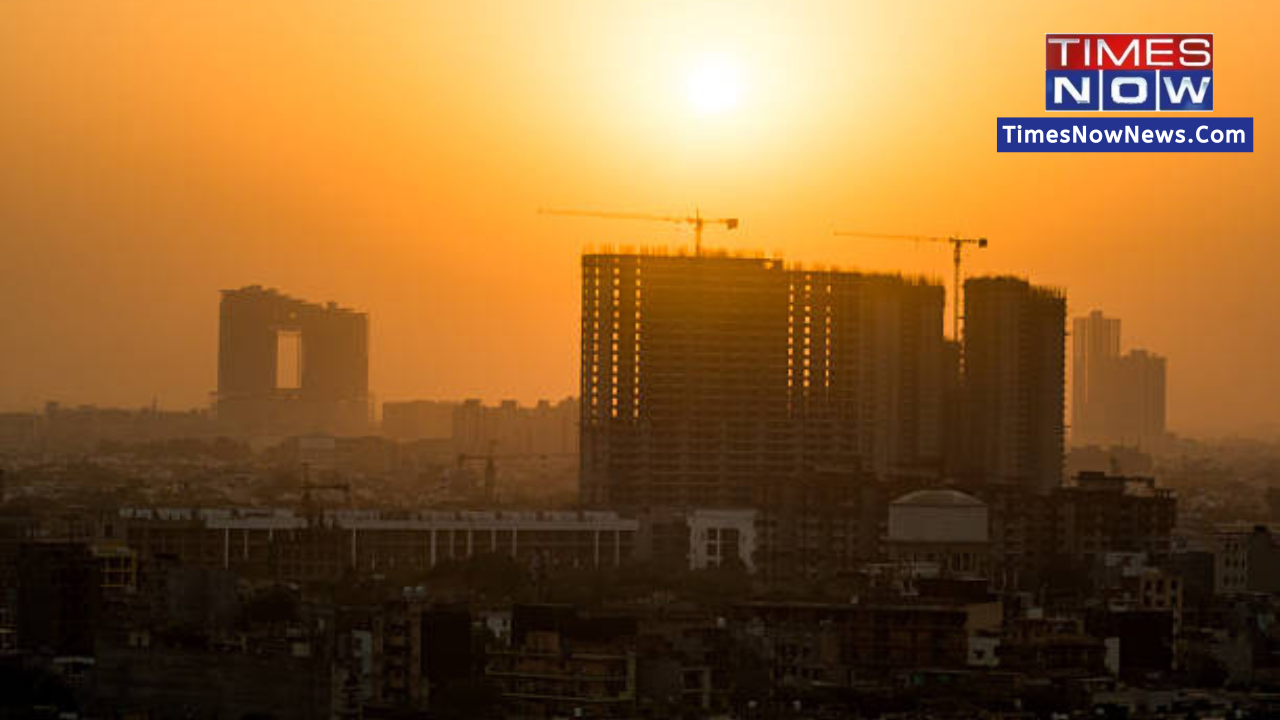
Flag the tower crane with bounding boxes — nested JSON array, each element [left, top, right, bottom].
[[455, 443, 576, 504], [539, 207, 739, 257], [833, 231, 988, 341]]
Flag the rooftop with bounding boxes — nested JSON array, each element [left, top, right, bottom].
[[891, 488, 985, 508]]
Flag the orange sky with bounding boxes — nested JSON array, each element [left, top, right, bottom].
[[1, 0, 1277, 437]]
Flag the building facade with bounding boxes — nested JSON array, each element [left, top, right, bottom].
[[580, 252, 946, 508], [216, 286, 370, 437], [110, 508, 638, 582], [452, 398, 578, 457], [1072, 310, 1121, 446], [381, 400, 456, 441], [1071, 310, 1167, 450], [885, 489, 990, 577], [963, 276, 1066, 494], [487, 605, 638, 719]]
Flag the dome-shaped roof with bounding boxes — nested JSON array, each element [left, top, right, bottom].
[[891, 488, 984, 508]]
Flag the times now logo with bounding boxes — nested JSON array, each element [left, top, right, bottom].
[[1046, 34, 1212, 111]]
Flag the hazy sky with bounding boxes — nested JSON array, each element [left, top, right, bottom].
[[1, 1, 1277, 437]]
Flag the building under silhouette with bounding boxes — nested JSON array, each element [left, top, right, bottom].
[[381, 399, 456, 441], [962, 276, 1065, 494], [453, 398, 578, 456], [580, 251, 946, 508], [216, 286, 369, 437], [1072, 309, 1120, 444], [1072, 310, 1167, 450]]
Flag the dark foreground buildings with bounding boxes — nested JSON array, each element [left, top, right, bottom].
[[216, 286, 370, 437]]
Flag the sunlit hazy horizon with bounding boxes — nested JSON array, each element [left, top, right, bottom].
[[1, 0, 1277, 438]]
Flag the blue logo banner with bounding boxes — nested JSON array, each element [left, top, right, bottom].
[[996, 117, 1253, 152]]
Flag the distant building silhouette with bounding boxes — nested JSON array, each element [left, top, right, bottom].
[[1071, 310, 1167, 450], [216, 286, 369, 437], [381, 399, 456, 441], [963, 276, 1065, 494], [580, 252, 946, 508], [1072, 310, 1120, 444], [0, 402, 218, 454], [1113, 349, 1167, 448], [452, 398, 578, 456]]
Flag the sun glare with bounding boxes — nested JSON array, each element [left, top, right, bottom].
[[686, 56, 742, 116]]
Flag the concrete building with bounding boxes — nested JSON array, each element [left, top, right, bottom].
[[1071, 310, 1167, 450], [1055, 472, 1176, 562], [625, 508, 760, 573], [580, 251, 946, 508], [686, 509, 756, 572], [1072, 310, 1120, 446], [885, 489, 990, 576], [789, 269, 947, 481], [216, 286, 370, 437], [730, 601, 971, 681], [1133, 568, 1184, 632], [753, 471, 891, 585], [1110, 349, 1168, 450], [16, 402, 218, 454], [112, 508, 638, 581], [963, 276, 1066, 494], [487, 605, 637, 719], [341, 601, 473, 713], [380, 400, 456, 441], [1213, 524, 1280, 595], [452, 397, 578, 457], [975, 471, 1176, 590]]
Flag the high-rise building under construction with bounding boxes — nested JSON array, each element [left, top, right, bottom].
[[216, 286, 370, 437], [962, 276, 1066, 494], [579, 252, 946, 508]]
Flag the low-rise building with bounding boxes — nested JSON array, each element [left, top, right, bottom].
[[1213, 523, 1280, 595], [487, 605, 637, 719], [884, 488, 990, 577], [113, 508, 638, 582]]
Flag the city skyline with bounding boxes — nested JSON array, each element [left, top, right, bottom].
[[0, 273, 1180, 435], [4, 3, 1280, 716], [2, 1, 1277, 438]]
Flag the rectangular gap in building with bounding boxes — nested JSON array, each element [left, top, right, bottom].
[[276, 329, 303, 390]]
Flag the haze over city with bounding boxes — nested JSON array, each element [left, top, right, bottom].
[[2, 0, 1277, 437], [8, 2, 1280, 718]]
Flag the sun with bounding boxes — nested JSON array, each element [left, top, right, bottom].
[[686, 56, 743, 116]]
